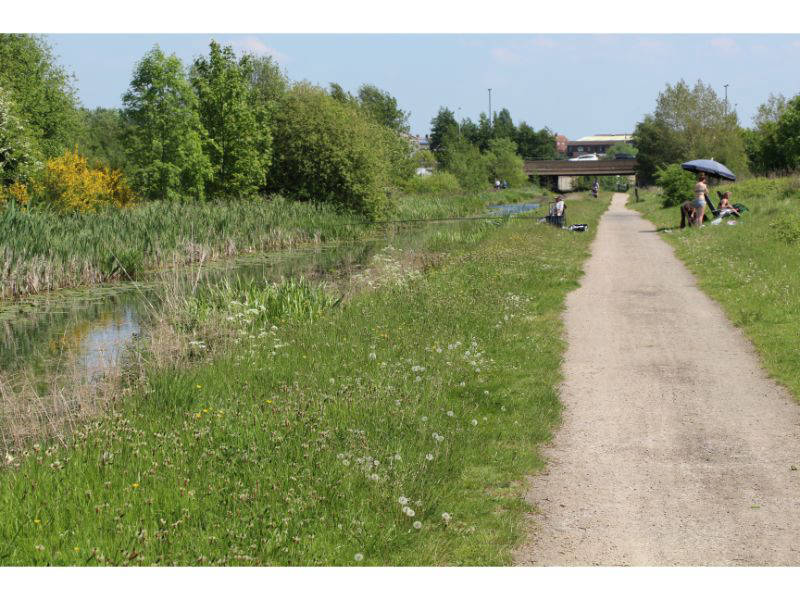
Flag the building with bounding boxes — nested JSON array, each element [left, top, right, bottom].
[[555, 134, 568, 154], [566, 134, 633, 158]]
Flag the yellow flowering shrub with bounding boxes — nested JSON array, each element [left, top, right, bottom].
[[41, 149, 136, 211], [0, 181, 32, 206]]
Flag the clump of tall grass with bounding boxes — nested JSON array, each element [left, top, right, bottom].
[[0, 196, 363, 299]]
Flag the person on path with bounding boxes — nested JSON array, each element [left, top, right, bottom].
[[693, 173, 708, 226]]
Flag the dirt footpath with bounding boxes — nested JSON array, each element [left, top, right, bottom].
[[514, 193, 800, 566]]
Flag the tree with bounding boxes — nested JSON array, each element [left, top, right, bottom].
[[775, 94, 800, 172], [0, 34, 82, 158], [122, 46, 212, 201], [436, 129, 487, 192], [745, 92, 796, 175], [76, 108, 128, 171], [415, 148, 436, 169], [0, 85, 41, 185], [515, 122, 557, 159], [191, 41, 271, 197], [603, 142, 638, 159], [492, 108, 516, 142], [357, 84, 409, 133], [248, 54, 288, 120], [269, 83, 393, 219], [633, 79, 748, 184], [483, 137, 527, 187], [429, 107, 458, 154]]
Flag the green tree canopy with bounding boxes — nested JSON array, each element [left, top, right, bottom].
[[357, 84, 409, 133], [436, 129, 487, 192], [633, 79, 748, 184], [269, 83, 394, 219], [483, 137, 527, 187], [0, 34, 82, 158], [429, 107, 458, 154], [515, 122, 557, 159], [191, 41, 271, 197], [775, 94, 800, 172], [122, 46, 212, 201], [0, 85, 42, 185], [602, 142, 638, 159], [492, 108, 516, 142], [76, 108, 128, 171]]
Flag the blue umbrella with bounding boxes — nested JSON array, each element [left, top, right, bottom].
[[681, 159, 736, 181]]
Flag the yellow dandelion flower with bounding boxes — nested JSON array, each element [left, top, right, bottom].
[[196, 384, 202, 389], [74, 546, 80, 552], [33, 518, 41, 525], [131, 482, 140, 489]]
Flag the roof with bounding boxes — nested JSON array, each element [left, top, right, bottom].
[[574, 134, 632, 143]]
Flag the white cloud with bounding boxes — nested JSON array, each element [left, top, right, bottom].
[[490, 46, 523, 65], [709, 37, 737, 52], [229, 36, 288, 62]]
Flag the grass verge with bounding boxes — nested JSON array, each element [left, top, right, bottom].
[[0, 195, 607, 565], [631, 177, 800, 400]]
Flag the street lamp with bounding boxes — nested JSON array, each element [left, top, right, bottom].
[[723, 83, 729, 114]]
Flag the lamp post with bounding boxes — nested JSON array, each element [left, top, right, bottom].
[[723, 83, 729, 114]]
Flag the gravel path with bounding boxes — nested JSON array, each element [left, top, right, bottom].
[[514, 193, 800, 566]]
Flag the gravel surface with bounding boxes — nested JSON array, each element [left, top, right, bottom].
[[514, 193, 800, 566]]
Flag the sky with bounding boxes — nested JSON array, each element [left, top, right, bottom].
[[43, 33, 800, 141]]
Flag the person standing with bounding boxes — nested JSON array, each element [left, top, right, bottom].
[[693, 173, 708, 226]]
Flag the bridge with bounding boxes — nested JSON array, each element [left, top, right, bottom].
[[524, 159, 638, 191]]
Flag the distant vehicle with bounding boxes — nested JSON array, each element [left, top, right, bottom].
[[614, 153, 635, 160], [568, 153, 599, 162]]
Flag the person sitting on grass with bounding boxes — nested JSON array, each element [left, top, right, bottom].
[[718, 191, 739, 216]]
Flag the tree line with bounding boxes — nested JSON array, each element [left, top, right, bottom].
[[0, 35, 419, 218], [633, 78, 800, 191]]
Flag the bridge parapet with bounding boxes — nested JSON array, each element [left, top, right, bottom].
[[525, 159, 637, 176]]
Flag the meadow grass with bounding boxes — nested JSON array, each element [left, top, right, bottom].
[[0, 194, 607, 566], [0, 188, 540, 300], [631, 176, 800, 401]]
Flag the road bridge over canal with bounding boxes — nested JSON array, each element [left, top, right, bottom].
[[524, 159, 638, 191]]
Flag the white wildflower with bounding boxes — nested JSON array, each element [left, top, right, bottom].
[[415, 376, 422, 383], [413, 521, 422, 530], [394, 454, 402, 461], [369, 473, 380, 481], [421, 416, 428, 422], [471, 419, 478, 426], [446, 411, 454, 417], [403, 506, 415, 517], [442, 512, 452, 524], [354, 553, 364, 562], [368, 352, 377, 361], [398, 496, 409, 506], [425, 453, 434, 461]]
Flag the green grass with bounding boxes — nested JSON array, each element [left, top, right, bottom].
[[0, 188, 540, 301], [0, 194, 607, 566], [631, 176, 800, 400]]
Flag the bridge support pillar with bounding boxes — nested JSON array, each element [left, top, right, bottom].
[[557, 175, 575, 192]]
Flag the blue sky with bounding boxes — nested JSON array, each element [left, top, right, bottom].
[[47, 34, 800, 140]]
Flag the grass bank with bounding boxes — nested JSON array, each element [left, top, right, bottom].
[[0, 194, 608, 565], [0, 188, 540, 301], [631, 176, 800, 400]]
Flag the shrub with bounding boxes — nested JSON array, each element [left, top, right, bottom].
[[39, 149, 136, 211], [270, 84, 393, 220], [402, 171, 462, 195], [483, 138, 528, 187], [656, 164, 696, 207], [437, 133, 488, 193]]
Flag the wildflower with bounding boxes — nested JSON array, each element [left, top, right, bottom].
[[196, 384, 202, 389], [413, 521, 422, 530], [342, 460, 350, 466], [459, 382, 465, 387], [398, 496, 409, 506], [433, 433, 444, 443], [421, 416, 428, 422], [425, 453, 434, 461], [411, 365, 425, 373], [501, 406, 506, 412], [368, 352, 377, 361], [471, 419, 478, 426], [131, 482, 140, 489], [403, 506, 415, 517], [369, 473, 380, 481], [5, 453, 13, 465], [415, 376, 422, 383], [442, 512, 452, 524], [35, 545, 44, 552], [74, 546, 80, 552], [34, 518, 41, 525], [484, 390, 490, 396], [354, 553, 364, 562], [394, 454, 402, 461], [329, 378, 335, 385], [446, 411, 455, 417]]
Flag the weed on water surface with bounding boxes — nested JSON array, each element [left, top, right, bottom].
[[633, 178, 800, 401], [0, 195, 607, 566]]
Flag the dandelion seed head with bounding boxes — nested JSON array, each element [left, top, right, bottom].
[[421, 416, 428, 422], [368, 352, 377, 361], [399, 496, 409, 505], [354, 553, 364, 562], [413, 521, 422, 530], [426, 453, 434, 461], [471, 419, 478, 426], [442, 512, 452, 524], [446, 411, 454, 417]]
